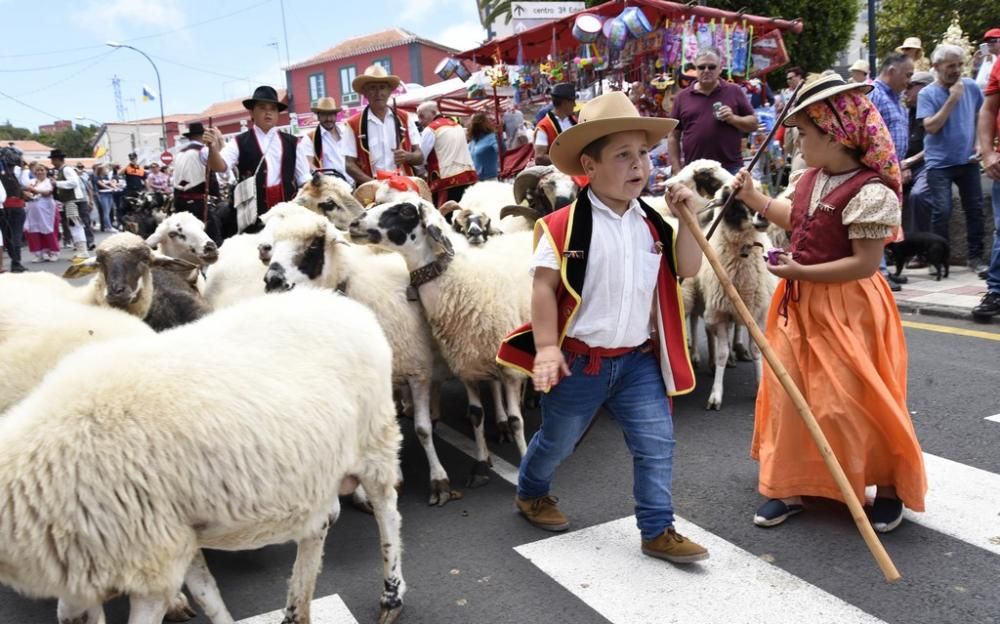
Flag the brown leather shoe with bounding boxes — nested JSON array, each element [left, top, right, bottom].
[[515, 494, 570, 531], [641, 528, 709, 563]]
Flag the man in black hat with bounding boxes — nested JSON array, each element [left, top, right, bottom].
[[219, 85, 310, 230], [173, 121, 229, 242], [533, 82, 578, 166], [50, 149, 90, 260]]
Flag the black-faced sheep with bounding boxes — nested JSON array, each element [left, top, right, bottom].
[[0, 288, 406, 624], [349, 198, 533, 487]]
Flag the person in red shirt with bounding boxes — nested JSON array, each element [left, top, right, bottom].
[[972, 58, 1000, 318]]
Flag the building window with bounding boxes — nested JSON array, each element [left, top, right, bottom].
[[373, 57, 392, 74], [340, 65, 359, 104], [308, 72, 326, 102]]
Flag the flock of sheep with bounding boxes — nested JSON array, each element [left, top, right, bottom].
[[0, 160, 781, 623]]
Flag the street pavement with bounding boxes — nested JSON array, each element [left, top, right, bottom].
[[1, 252, 999, 623]]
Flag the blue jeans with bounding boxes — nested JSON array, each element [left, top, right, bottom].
[[97, 193, 115, 229], [517, 347, 676, 541], [986, 180, 1000, 295], [926, 163, 985, 260], [905, 165, 932, 233]]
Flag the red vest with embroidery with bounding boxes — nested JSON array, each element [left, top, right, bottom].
[[425, 116, 478, 194], [496, 191, 695, 397], [346, 107, 414, 178], [789, 168, 882, 265], [535, 112, 590, 188]]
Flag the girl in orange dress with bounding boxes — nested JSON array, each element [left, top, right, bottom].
[[731, 74, 928, 532]]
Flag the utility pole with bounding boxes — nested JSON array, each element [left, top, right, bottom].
[[112, 75, 126, 122], [867, 0, 877, 79]]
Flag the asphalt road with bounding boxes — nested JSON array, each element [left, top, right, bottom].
[[1, 256, 998, 623]]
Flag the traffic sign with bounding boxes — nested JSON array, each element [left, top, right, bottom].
[[160, 150, 173, 165], [511, 1, 584, 19]]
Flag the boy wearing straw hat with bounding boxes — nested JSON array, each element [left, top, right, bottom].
[[497, 91, 708, 564]]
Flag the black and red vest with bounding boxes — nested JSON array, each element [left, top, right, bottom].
[[496, 190, 696, 397], [345, 106, 415, 178], [235, 129, 298, 214]]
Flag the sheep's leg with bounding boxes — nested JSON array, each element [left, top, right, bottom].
[[183, 551, 235, 624], [281, 508, 335, 624], [733, 324, 753, 362], [688, 312, 702, 369], [503, 376, 528, 456], [429, 379, 442, 424], [57, 598, 105, 624], [463, 380, 492, 488], [126, 594, 169, 624], [706, 320, 730, 410], [163, 590, 197, 621], [725, 323, 737, 367], [409, 376, 461, 506], [351, 483, 374, 514], [366, 481, 406, 624], [490, 379, 514, 443]]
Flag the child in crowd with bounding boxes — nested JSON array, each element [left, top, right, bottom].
[[731, 74, 928, 532], [498, 91, 708, 563]]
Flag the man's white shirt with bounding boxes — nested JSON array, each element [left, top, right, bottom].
[[220, 126, 310, 187], [533, 115, 574, 148], [341, 108, 422, 173], [300, 123, 351, 183]]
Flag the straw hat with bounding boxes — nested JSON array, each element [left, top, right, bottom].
[[781, 74, 873, 126], [848, 59, 870, 74], [310, 96, 341, 114], [896, 37, 924, 58], [352, 65, 401, 93], [549, 91, 677, 176]]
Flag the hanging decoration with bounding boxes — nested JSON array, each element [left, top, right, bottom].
[[619, 7, 652, 37], [572, 14, 604, 42]]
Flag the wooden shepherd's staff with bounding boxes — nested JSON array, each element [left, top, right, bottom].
[[675, 82, 901, 583]]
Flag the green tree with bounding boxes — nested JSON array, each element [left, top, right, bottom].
[[875, 0, 994, 59], [0, 122, 34, 141]]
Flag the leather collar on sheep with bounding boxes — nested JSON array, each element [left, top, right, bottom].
[[407, 253, 453, 300]]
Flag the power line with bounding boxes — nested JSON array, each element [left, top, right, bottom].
[[13, 52, 116, 96], [145, 53, 254, 82], [0, 0, 272, 59], [0, 50, 116, 73], [0, 87, 62, 120]]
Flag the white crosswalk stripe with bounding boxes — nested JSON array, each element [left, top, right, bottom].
[[984, 414, 1000, 424], [515, 517, 888, 624], [236, 594, 358, 624]]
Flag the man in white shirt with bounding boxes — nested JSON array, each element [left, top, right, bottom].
[[417, 101, 477, 205], [50, 149, 89, 259], [174, 121, 228, 242], [343, 65, 423, 185], [218, 85, 310, 231], [533, 82, 578, 166], [299, 96, 352, 186]]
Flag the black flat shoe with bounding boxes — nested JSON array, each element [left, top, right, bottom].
[[870, 497, 904, 533], [753, 499, 804, 527]]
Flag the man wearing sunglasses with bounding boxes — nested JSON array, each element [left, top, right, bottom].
[[668, 48, 758, 175]]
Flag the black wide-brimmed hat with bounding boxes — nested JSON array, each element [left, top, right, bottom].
[[183, 121, 206, 138], [242, 85, 287, 112], [49, 149, 67, 160]]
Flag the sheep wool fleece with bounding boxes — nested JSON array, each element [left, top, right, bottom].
[[497, 190, 695, 397]]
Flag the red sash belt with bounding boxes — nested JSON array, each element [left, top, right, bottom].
[[264, 183, 284, 209], [562, 336, 653, 376]]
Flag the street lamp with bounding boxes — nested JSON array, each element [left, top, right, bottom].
[[106, 41, 166, 151], [74, 116, 102, 127]]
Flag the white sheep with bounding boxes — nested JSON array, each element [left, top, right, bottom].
[[438, 181, 525, 246], [0, 288, 406, 624], [667, 160, 775, 410], [262, 211, 461, 505], [293, 171, 366, 227], [146, 212, 220, 279], [353, 175, 432, 207], [349, 198, 533, 487]]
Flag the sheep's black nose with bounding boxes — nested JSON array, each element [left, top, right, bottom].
[[204, 240, 218, 253], [264, 265, 288, 292]]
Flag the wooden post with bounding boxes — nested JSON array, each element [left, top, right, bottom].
[[673, 204, 902, 583]]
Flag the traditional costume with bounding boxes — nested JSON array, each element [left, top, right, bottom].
[[343, 65, 421, 179], [423, 114, 478, 205], [301, 96, 352, 185]]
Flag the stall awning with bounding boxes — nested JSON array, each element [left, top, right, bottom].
[[456, 0, 802, 65]]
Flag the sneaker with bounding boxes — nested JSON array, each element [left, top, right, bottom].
[[968, 259, 989, 274], [870, 497, 904, 533], [887, 273, 907, 285], [979, 269, 988, 280], [641, 528, 709, 563], [31, 254, 45, 263], [888, 280, 902, 292], [515, 494, 570, 532], [9, 264, 27, 273], [753, 498, 804, 527], [972, 292, 1000, 317]]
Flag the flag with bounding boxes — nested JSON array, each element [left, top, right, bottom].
[[142, 85, 157, 102], [93, 145, 108, 158]]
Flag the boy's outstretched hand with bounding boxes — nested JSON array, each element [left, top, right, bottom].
[[533, 345, 571, 392]]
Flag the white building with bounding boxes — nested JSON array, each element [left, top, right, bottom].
[[91, 114, 199, 165]]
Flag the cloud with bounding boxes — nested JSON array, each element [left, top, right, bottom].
[[74, 0, 187, 40], [432, 20, 489, 52]]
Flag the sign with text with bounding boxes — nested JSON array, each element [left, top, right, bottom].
[[511, 2, 585, 20]]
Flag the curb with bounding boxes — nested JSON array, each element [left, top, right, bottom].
[[896, 300, 992, 323]]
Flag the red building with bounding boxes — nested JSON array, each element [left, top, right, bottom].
[[285, 28, 458, 122], [38, 120, 73, 134]]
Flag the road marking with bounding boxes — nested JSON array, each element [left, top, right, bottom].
[[901, 320, 1000, 341], [435, 422, 521, 486], [236, 594, 358, 623], [904, 453, 1000, 556], [515, 517, 888, 624], [985, 414, 1000, 424]]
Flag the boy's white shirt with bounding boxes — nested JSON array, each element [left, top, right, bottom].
[[532, 189, 658, 349]]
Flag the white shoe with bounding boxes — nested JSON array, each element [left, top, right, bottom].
[[31, 255, 45, 263]]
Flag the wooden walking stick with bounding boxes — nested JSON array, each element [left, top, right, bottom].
[[203, 116, 214, 224], [672, 201, 902, 583]]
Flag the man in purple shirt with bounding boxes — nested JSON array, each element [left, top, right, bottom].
[[669, 48, 758, 174]]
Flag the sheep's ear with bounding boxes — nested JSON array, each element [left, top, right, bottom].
[[62, 258, 99, 279], [438, 200, 461, 221], [353, 181, 380, 207], [145, 223, 165, 247], [426, 224, 454, 257], [151, 254, 199, 273]]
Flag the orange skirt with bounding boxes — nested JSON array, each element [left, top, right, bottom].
[[751, 275, 927, 512]]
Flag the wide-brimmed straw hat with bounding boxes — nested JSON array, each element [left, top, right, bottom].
[[243, 85, 287, 112], [549, 91, 677, 176], [352, 65, 401, 93], [781, 74, 873, 127], [848, 59, 870, 74], [896, 37, 924, 58], [310, 96, 341, 113]]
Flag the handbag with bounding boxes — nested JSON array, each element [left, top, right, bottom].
[[233, 156, 264, 233]]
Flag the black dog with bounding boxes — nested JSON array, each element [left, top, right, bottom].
[[885, 232, 951, 281]]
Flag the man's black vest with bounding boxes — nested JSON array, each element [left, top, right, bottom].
[[175, 143, 220, 196], [235, 129, 298, 213]]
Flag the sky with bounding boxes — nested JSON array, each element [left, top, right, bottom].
[[0, 0, 488, 132]]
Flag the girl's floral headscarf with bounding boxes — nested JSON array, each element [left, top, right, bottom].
[[803, 89, 902, 199]]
